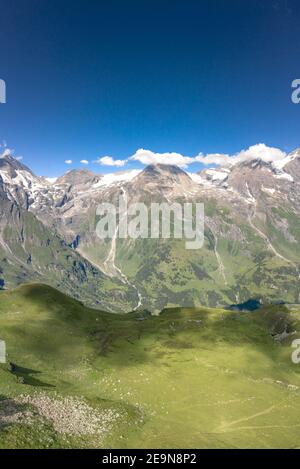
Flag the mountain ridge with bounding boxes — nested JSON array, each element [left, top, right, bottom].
[[0, 148, 299, 311]]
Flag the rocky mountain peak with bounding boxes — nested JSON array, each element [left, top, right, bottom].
[[289, 148, 300, 158], [0, 153, 35, 178], [238, 158, 272, 170], [129, 164, 193, 197], [56, 169, 102, 186], [135, 164, 191, 183], [283, 149, 300, 180]]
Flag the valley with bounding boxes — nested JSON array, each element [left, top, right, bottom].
[[0, 150, 300, 312]]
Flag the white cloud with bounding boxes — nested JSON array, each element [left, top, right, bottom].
[[61, 143, 288, 173], [232, 143, 286, 164], [129, 145, 286, 169], [0, 148, 20, 158], [0, 143, 21, 160], [129, 149, 195, 168], [196, 144, 287, 168], [0, 147, 23, 161], [94, 156, 127, 167], [0, 148, 12, 158], [194, 153, 232, 166]]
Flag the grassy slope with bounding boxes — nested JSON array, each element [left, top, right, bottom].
[[1, 284, 300, 448]]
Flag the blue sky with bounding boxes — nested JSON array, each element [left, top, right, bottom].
[[0, 0, 300, 176]]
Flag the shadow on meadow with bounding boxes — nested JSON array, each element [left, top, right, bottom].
[[0, 395, 30, 429], [0, 284, 299, 373], [8, 364, 56, 388]]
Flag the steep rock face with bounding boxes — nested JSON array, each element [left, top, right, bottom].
[[0, 156, 135, 312], [0, 149, 300, 311], [228, 160, 279, 195], [0, 154, 34, 178]]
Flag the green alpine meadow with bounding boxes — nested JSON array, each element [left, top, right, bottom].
[[1, 284, 300, 448]]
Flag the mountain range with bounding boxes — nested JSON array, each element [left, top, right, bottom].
[[0, 149, 299, 312]]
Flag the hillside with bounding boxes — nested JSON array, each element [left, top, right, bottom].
[[1, 284, 300, 448]]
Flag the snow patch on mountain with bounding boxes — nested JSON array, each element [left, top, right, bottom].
[[272, 150, 299, 170], [274, 172, 294, 182], [261, 186, 276, 195], [45, 177, 58, 184], [205, 168, 230, 182], [93, 169, 141, 187], [188, 173, 206, 184]]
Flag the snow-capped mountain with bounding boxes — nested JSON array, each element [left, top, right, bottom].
[[0, 148, 299, 311]]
